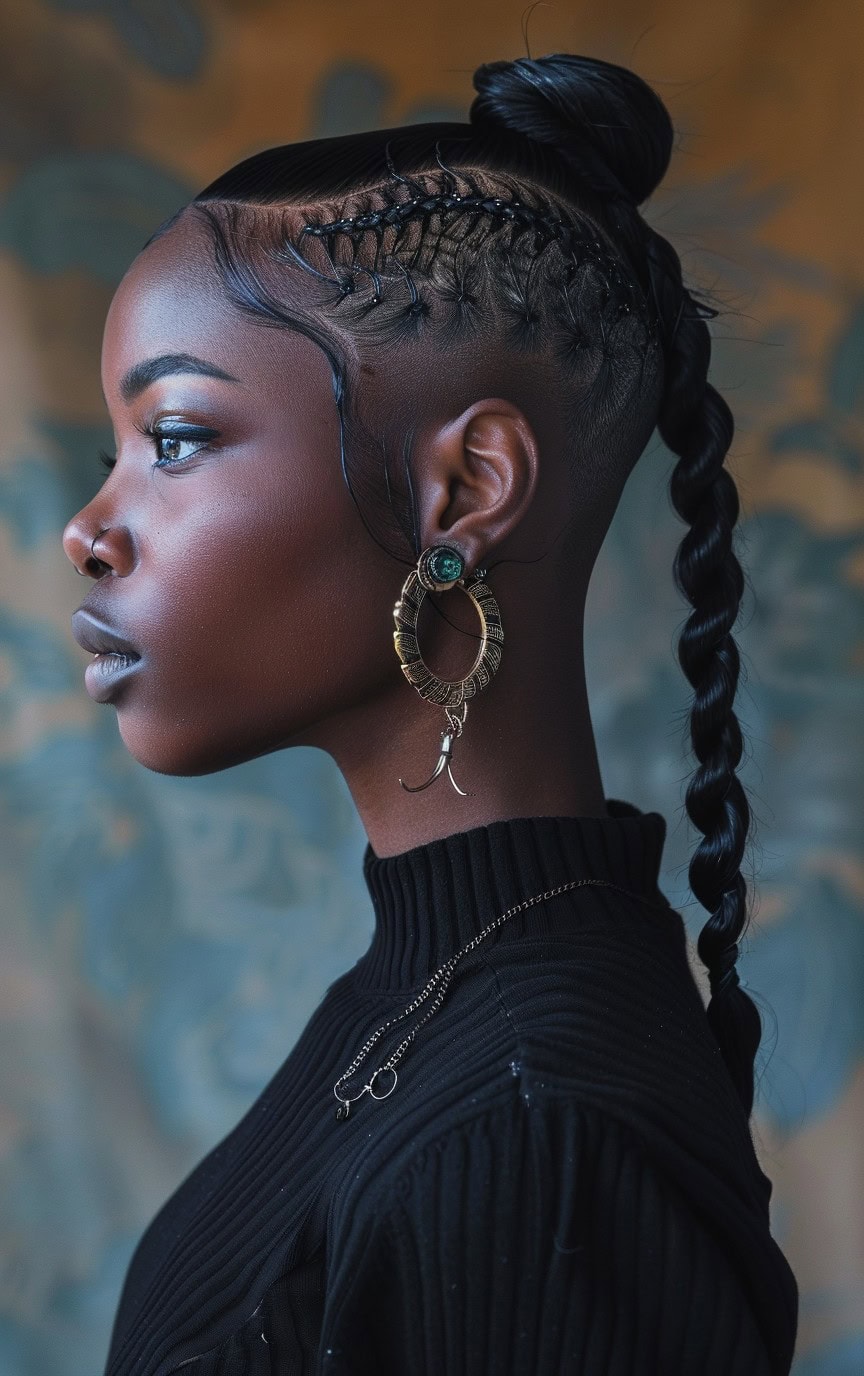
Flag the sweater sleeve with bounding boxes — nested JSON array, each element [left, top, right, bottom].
[[318, 1093, 776, 1376]]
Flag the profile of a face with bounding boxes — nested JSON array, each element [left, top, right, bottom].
[[62, 199, 560, 802], [62, 213, 405, 776]]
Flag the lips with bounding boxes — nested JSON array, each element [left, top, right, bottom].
[[71, 608, 143, 704], [71, 609, 140, 661]]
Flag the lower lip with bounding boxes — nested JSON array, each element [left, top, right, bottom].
[[84, 652, 141, 703]]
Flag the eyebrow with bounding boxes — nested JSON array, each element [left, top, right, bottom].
[[119, 352, 240, 404]]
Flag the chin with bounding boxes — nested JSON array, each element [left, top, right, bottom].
[[115, 709, 315, 776], [116, 715, 261, 777]]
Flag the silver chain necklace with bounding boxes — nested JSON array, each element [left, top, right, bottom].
[[333, 875, 670, 1121]]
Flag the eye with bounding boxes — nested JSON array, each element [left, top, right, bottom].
[[94, 422, 220, 475], [149, 424, 218, 469]]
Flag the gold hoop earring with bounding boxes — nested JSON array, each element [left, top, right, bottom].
[[392, 543, 504, 795]]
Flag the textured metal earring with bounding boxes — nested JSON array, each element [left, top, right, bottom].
[[392, 543, 504, 795]]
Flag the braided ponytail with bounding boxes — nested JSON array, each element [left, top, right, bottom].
[[645, 228, 763, 1116]]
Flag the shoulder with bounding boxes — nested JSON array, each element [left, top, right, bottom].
[[331, 1085, 710, 1270], [430, 900, 731, 1132], [464, 897, 740, 1119], [335, 903, 767, 1218], [362, 1087, 646, 1220], [321, 1087, 795, 1376]]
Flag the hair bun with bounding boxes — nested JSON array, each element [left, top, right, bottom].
[[469, 53, 674, 208]]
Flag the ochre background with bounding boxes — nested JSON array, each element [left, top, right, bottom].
[[0, 2, 861, 1372]]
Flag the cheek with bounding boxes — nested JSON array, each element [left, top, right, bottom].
[[113, 466, 398, 773]]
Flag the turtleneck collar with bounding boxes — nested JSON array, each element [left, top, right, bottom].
[[355, 799, 669, 990]]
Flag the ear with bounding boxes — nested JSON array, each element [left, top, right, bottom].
[[414, 399, 540, 571]]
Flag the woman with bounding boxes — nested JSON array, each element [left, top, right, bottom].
[[62, 50, 798, 1376]]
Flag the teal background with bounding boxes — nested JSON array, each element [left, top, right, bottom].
[[0, 1, 862, 1371]]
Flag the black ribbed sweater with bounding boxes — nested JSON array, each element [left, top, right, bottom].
[[104, 801, 799, 1375]]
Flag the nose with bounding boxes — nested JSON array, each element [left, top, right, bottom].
[[62, 515, 136, 578]]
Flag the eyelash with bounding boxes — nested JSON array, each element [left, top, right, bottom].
[[97, 423, 217, 473]]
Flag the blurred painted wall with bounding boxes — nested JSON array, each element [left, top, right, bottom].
[[0, 1, 862, 1372]]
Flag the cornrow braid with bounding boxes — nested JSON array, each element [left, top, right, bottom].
[[642, 222, 763, 1116], [304, 186, 577, 251], [291, 167, 654, 339]]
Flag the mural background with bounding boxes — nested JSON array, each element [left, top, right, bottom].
[[0, 0, 861, 1372]]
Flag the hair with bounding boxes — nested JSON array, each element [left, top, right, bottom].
[[146, 52, 764, 1118]]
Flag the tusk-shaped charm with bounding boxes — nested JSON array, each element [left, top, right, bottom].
[[399, 706, 470, 795]]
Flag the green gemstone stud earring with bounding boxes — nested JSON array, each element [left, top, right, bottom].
[[417, 544, 465, 590]]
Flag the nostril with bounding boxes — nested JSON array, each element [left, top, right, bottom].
[[75, 554, 105, 578], [63, 521, 106, 577], [82, 532, 111, 578], [66, 522, 135, 578]]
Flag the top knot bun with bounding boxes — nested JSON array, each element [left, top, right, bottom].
[[469, 53, 674, 208]]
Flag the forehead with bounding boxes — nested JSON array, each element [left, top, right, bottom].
[[101, 209, 316, 404]]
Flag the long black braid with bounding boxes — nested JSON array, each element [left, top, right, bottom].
[[165, 51, 765, 1117], [642, 225, 763, 1115]]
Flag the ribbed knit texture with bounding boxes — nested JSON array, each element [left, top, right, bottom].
[[104, 800, 799, 1375]]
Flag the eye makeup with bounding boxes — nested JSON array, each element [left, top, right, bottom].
[[97, 420, 221, 472]]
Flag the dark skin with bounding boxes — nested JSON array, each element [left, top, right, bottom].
[[62, 210, 608, 858]]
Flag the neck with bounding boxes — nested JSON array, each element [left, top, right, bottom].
[[307, 632, 606, 858]]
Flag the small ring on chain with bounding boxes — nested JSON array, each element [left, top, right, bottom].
[[368, 1068, 398, 1100]]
